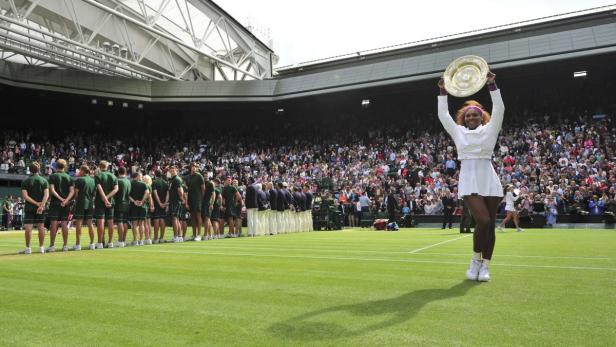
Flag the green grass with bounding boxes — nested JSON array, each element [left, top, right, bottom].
[[1, 227, 615, 346]]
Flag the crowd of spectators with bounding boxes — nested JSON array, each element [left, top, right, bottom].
[[2, 108, 615, 223]]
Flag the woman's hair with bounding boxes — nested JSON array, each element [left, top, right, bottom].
[[456, 100, 491, 126]]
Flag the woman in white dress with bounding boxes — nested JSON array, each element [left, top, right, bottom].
[[437, 71, 503, 282], [497, 185, 523, 232]]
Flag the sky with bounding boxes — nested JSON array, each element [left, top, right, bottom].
[[214, 0, 616, 67]]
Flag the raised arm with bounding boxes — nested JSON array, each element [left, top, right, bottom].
[[437, 78, 458, 138], [485, 72, 505, 135]]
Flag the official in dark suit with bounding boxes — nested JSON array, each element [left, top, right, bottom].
[[441, 189, 456, 229]]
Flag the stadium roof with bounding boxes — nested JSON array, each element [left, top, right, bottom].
[[275, 4, 616, 75], [0, 0, 275, 80], [0, 4, 615, 101]]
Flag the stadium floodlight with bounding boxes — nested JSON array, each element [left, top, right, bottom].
[[275, 108, 284, 115], [91, 99, 97, 105], [137, 104, 143, 109], [107, 100, 114, 106], [573, 71, 587, 78], [361, 99, 370, 108], [122, 102, 128, 108]]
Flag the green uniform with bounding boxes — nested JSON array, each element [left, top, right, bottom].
[[211, 187, 222, 220], [74, 176, 95, 219], [152, 178, 168, 219], [94, 171, 118, 220], [168, 175, 183, 218], [48, 171, 73, 221], [187, 173, 205, 213], [222, 185, 240, 218], [129, 180, 148, 221], [114, 176, 131, 224], [202, 180, 215, 217], [21, 174, 49, 224]]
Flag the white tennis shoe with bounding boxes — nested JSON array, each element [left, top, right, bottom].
[[478, 263, 491, 282], [466, 259, 481, 281]]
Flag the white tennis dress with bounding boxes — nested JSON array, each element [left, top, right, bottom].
[[438, 89, 504, 198], [504, 191, 516, 211]]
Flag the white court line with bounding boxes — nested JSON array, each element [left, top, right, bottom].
[[174, 244, 413, 254], [418, 252, 610, 260], [3, 238, 608, 261], [408, 234, 472, 254], [1, 238, 610, 261], [123, 248, 616, 272], [171, 244, 611, 260]]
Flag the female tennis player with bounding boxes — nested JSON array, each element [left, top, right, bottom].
[[437, 71, 503, 282]]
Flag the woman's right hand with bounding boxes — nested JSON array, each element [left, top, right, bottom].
[[487, 71, 496, 83], [437, 78, 445, 89]]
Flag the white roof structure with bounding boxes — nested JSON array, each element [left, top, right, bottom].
[[0, 0, 276, 80], [276, 3, 616, 72]]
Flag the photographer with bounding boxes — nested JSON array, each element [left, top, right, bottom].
[[13, 198, 24, 230]]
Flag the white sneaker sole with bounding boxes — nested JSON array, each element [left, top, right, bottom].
[[466, 272, 479, 281]]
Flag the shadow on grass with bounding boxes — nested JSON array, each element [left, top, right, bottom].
[[270, 280, 478, 341]]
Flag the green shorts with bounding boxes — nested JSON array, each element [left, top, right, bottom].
[[210, 206, 221, 220], [168, 202, 182, 219], [48, 204, 70, 221], [224, 206, 239, 219], [24, 210, 46, 225], [201, 203, 212, 218], [129, 205, 146, 221], [188, 199, 202, 215], [73, 206, 93, 220], [94, 205, 114, 220], [114, 209, 129, 224], [153, 207, 167, 219]]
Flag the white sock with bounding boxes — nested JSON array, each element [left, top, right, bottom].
[[473, 252, 482, 260], [482, 259, 491, 266]]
